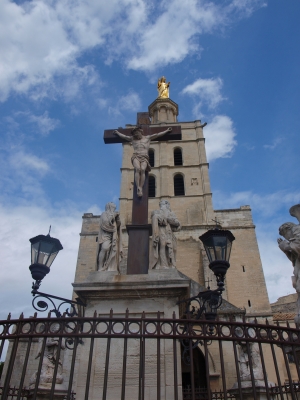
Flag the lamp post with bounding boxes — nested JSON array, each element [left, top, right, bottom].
[[178, 227, 235, 321], [178, 227, 235, 364], [29, 231, 86, 318], [200, 227, 235, 290]]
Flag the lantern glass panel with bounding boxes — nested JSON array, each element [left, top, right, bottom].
[[226, 239, 232, 262], [31, 242, 40, 265], [31, 240, 60, 267], [46, 251, 59, 267], [212, 236, 228, 261], [202, 236, 215, 263]]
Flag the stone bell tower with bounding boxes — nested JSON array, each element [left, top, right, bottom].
[[119, 96, 214, 229], [116, 80, 271, 316]]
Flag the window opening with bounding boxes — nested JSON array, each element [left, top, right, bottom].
[[149, 149, 155, 167], [248, 300, 251, 307], [149, 175, 156, 198], [174, 148, 183, 166], [174, 174, 185, 196]]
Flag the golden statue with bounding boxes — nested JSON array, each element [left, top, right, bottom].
[[157, 76, 170, 98]]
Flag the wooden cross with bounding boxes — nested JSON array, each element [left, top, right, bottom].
[[104, 124, 182, 275]]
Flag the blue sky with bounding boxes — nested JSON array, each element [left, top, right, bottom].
[[1, 0, 300, 320]]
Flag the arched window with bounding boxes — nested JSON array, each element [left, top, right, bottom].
[[174, 174, 185, 196], [149, 175, 156, 198], [149, 149, 155, 167], [174, 148, 183, 166]]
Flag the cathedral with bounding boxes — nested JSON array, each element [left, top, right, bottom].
[[73, 80, 271, 321]]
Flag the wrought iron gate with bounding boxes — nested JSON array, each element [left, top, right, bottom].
[[0, 311, 300, 400]]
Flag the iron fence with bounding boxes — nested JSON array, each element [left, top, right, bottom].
[[0, 311, 300, 400]]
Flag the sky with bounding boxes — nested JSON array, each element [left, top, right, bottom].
[[0, 0, 300, 322]]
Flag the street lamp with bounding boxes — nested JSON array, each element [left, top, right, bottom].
[[29, 233, 63, 288], [178, 227, 235, 321], [29, 230, 85, 318], [199, 228, 235, 292], [178, 227, 235, 364]]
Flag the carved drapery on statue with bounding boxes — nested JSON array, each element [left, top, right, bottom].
[[229, 325, 274, 393], [29, 323, 65, 389], [97, 202, 123, 273], [278, 204, 300, 323], [150, 200, 181, 269], [157, 76, 170, 99]]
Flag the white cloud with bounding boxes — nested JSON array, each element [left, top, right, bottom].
[[127, 0, 220, 71], [213, 190, 300, 217], [15, 111, 60, 136], [182, 77, 224, 110], [0, 0, 266, 101], [205, 115, 237, 161], [108, 91, 141, 115], [126, 0, 265, 71], [263, 137, 283, 150], [0, 143, 51, 205], [119, 92, 141, 111], [10, 151, 49, 175], [257, 230, 295, 303]]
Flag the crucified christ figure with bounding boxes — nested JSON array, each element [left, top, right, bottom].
[[114, 126, 172, 197]]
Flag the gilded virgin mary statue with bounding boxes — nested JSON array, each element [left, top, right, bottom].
[[157, 76, 170, 98]]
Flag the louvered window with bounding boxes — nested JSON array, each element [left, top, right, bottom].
[[174, 148, 183, 165], [149, 175, 156, 198], [149, 149, 155, 167], [174, 174, 185, 196]]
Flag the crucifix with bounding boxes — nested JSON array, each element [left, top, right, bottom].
[[104, 124, 182, 274]]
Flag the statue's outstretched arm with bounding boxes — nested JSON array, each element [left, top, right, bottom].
[[113, 130, 132, 142], [149, 127, 172, 141]]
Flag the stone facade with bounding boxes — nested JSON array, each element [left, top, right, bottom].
[[68, 95, 276, 397], [74, 97, 270, 318], [271, 293, 298, 321]]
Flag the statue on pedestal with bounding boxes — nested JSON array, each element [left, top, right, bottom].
[[237, 329, 264, 382], [114, 126, 172, 197], [157, 76, 170, 98], [150, 200, 181, 269], [278, 204, 300, 323], [97, 202, 123, 273], [29, 323, 65, 389]]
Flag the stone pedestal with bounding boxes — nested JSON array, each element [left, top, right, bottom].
[[72, 269, 190, 400], [229, 381, 275, 400], [27, 387, 67, 400]]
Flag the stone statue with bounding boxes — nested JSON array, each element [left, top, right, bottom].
[[237, 330, 264, 382], [157, 76, 170, 98], [150, 200, 181, 269], [278, 204, 300, 323], [97, 202, 123, 273], [29, 323, 65, 389], [231, 326, 264, 386], [114, 126, 172, 197]]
